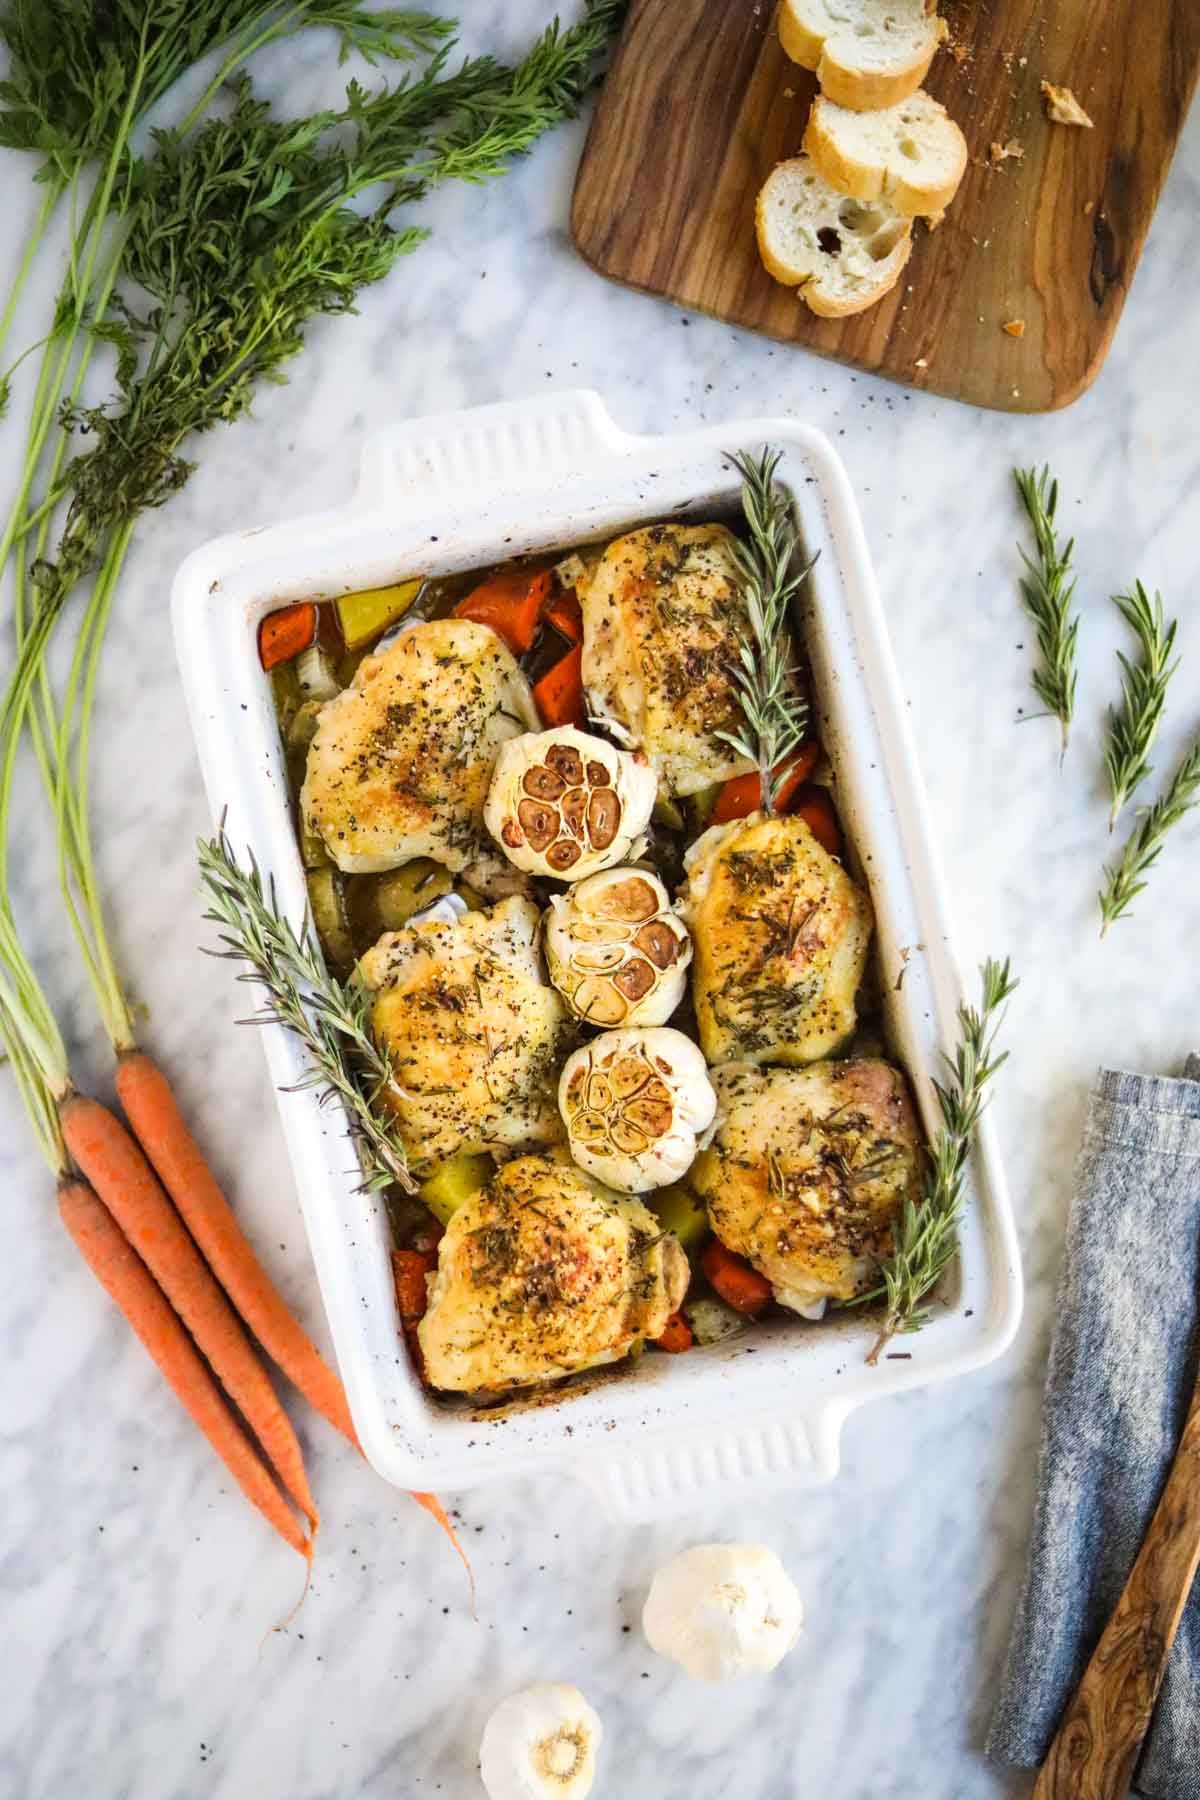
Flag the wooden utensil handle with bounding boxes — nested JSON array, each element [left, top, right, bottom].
[[1033, 1394, 1200, 1800]]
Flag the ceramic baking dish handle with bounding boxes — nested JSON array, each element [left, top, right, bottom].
[[580, 1405, 848, 1523], [356, 388, 630, 509]]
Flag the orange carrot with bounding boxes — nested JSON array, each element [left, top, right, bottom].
[[392, 1248, 434, 1327], [258, 602, 317, 670], [543, 587, 582, 643], [654, 1311, 694, 1353], [791, 782, 842, 858], [700, 1239, 773, 1317], [59, 1177, 310, 1559], [454, 566, 551, 655], [115, 1051, 357, 1445], [60, 1092, 319, 1535], [412, 1491, 477, 1610], [713, 743, 820, 823], [532, 643, 585, 728]]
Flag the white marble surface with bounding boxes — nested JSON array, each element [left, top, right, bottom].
[[1, 10, 1198, 1798]]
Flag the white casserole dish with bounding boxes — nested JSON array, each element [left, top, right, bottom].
[[171, 390, 1022, 1519]]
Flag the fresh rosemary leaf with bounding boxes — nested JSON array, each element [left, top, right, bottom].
[[1099, 736, 1200, 936], [855, 958, 1018, 1363], [717, 448, 815, 813], [198, 830, 414, 1194], [1103, 581, 1179, 831], [1013, 465, 1079, 759]]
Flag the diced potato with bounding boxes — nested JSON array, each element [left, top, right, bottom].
[[648, 1182, 709, 1251], [306, 867, 356, 973], [683, 1293, 747, 1347], [335, 579, 423, 650], [687, 784, 721, 831], [298, 805, 331, 871], [419, 1151, 493, 1226], [347, 860, 454, 948]]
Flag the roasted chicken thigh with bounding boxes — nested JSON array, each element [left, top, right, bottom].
[[360, 896, 575, 1172], [578, 523, 755, 797], [418, 1154, 689, 1392], [301, 618, 536, 874], [680, 810, 872, 1064], [691, 1059, 922, 1311]]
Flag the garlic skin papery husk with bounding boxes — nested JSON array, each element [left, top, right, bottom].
[[544, 866, 691, 1027], [483, 727, 657, 880], [643, 1544, 804, 1683], [479, 1683, 602, 1800], [558, 1027, 717, 1193]]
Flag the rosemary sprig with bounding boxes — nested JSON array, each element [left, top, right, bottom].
[[717, 448, 815, 813], [1103, 581, 1179, 831], [1014, 465, 1079, 759], [858, 958, 1018, 1364], [198, 830, 414, 1194], [1098, 737, 1200, 936]]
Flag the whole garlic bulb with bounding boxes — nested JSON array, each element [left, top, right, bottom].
[[479, 1683, 602, 1800], [484, 727, 656, 880], [558, 1027, 716, 1192], [643, 1544, 804, 1683], [545, 867, 691, 1027]]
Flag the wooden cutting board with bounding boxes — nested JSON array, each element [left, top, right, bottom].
[[571, 0, 1199, 411]]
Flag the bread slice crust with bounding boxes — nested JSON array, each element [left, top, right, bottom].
[[755, 155, 912, 318], [778, 0, 946, 111], [804, 90, 966, 216]]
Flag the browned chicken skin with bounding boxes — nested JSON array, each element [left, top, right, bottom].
[[578, 523, 755, 797], [680, 811, 872, 1065], [691, 1058, 922, 1310], [418, 1154, 690, 1392]]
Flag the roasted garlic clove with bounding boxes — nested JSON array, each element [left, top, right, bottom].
[[558, 1027, 716, 1192], [483, 727, 657, 880], [544, 867, 692, 1027]]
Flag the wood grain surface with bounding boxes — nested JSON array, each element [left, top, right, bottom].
[[1032, 1357, 1200, 1799], [571, 0, 1200, 411]]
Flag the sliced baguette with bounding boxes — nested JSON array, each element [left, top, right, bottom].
[[778, 0, 946, 111], [756, 155, 912, 318], [804, 90, 967, 216]]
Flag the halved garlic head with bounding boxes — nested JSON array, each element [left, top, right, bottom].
[[558, 1027, 717, 1192], [545, 867, 692, 1027], [484, 727, 657, 880], [480, 1683, 602, 1800]]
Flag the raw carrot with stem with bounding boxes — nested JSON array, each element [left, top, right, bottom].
[[115, 1049, 357, 1445], [58, 1176, 311, 1561], [59, 1091, 320, 1537]]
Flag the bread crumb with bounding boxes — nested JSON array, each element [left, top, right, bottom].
[[1002, 319, 1026, 338], [1012, 388, 1020, 398], [949, 41, 970, 66], [914, 357, 928, 369], [989, 138, 1025, 168], [1041, 81, 1093, 127], [1083, 199, 1095, 215], [784, 87, 795, 97]]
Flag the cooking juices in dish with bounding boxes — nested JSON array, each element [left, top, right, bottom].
[[265, 521, 923, 1400]]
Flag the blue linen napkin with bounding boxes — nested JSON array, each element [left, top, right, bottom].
[[987, 1056, 1200, 1798]]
